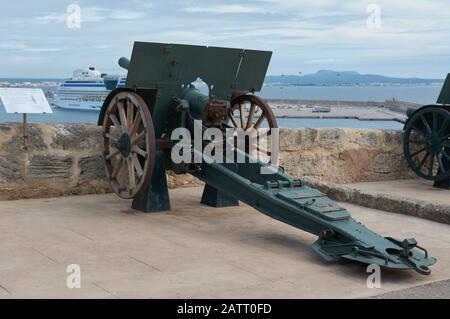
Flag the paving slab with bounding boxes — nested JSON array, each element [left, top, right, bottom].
[[306, 178, 450, 224], [347, 179, 450, 207], [0, 187, 449, 299]]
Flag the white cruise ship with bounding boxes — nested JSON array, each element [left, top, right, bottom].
[[51, 67, 125, 111]]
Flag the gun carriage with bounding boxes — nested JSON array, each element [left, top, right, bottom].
[[98, 42, 436, 275]]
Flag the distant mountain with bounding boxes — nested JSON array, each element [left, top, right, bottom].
[[265, 70, 444, 86]]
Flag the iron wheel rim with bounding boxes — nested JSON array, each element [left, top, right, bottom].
[[403, 106, 450, 181]]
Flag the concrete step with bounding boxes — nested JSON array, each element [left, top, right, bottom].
[[304, 178, 450, 225]]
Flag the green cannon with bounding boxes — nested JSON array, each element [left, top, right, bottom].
[[403, 75, 450, 189], [98, 41, 436, 275]]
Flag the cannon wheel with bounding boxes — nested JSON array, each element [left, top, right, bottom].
[[403, 106, 450, 181], [102, 91, 156, 199], [228, 95, 278, 164]]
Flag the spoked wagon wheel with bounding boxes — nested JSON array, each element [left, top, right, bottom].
[[102, 91, 156, 199], [228, 94, 278, 165], [403, 106, 450, 181]]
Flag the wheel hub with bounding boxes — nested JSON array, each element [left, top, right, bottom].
[[116, 133, 132, 158]]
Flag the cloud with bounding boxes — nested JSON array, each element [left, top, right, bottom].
[[2, 0, 450, 77], [36, 6, 146, 24], [0, 42, 63, 52], [184, 4, 262, 14]]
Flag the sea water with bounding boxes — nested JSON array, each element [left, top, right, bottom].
[[0, 84, 441, 130]]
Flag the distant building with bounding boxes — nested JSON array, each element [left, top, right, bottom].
[[313, 106, 331, 113]]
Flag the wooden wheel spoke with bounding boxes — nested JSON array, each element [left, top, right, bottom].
[[130, 112, 142, 135], [132, 145, 148, 158], [253, 114, 266, 130], [410, 124, 426, 137], [239, 103, 245, 128], [127, 157, 136, 190], [436, 154, 446, 174], [420, 116, 432, 134], [132, 154, 143, 178], [246, 103, 256, 129], [111, 157, 123, 179], [418, 152, 430, 170], [127, 100, 134, 128], [118, 101, 128, 130], [239, 103, 245, 129], [106, 149, 120, 160], [108, 113, 121, 129], [428, 154, 435, 177], [438, 119, 449, 136], [105, 133, 118, 143], [410, 147, 426, 157], [440, 149, 450, 161], [229, 112, 239, 128], [432, 112, 438, 132], [132, 131, 146, 145]]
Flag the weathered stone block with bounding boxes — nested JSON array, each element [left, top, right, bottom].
[[371, 153, 398, 174], [383, 130, 403, 147], [318, 128, 344, 149], [0, 123, 13, 133], [0, 155, 23, 182], [353, 131, 380, 147], [51, 124, 102, 151], [28, 155, 73, 178], [279, 128, 302, 151], [1, 125, 46, 152], [301, 128, 319, 150], [79, 155, 106, 180]]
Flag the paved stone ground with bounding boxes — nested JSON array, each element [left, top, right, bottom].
[[372, 279, 450, 299], [0, 187, 449, 299], [347, 179, 450, 207]]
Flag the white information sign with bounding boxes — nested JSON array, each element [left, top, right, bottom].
[[0, 88, 53, 114]]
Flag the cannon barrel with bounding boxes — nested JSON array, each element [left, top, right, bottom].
[[181, 85, 210, 119], [118, 57, 130, 70]]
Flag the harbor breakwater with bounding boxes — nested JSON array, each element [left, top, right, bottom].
[[0, 123, 415, 200]]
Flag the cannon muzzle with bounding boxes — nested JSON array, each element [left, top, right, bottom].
[[118, 57, 130, 70]]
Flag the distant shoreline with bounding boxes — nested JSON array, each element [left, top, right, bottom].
[[0, 79, 443, 87]]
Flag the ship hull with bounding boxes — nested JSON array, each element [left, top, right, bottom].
[[51, 90, 109, 111]]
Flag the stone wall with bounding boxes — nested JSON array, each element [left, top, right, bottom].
[[279, 127, 415, 183], [0, 122, 414, 200]]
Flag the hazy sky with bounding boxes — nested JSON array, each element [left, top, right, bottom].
[[1, 0, 449, 78]]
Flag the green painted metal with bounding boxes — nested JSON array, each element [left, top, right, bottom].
[[99, 41, 437, 275], [437, 74, 450, 104], [192, 148, 436, 274], [131, 150, 171, 212], [201, 184, 239, 208], [124, 42, 271, 137], [403, 76, 450, 189], [180, 86, 210, 119]]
